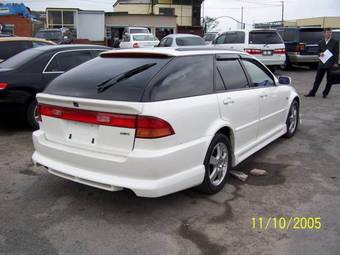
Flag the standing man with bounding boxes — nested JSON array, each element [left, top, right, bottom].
[[305, 27, 339, 98]]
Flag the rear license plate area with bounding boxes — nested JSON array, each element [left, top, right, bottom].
[[66, 121, 99, 145], [262, 50, 273, 56]]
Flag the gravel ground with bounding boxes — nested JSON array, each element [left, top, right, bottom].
[[0, 67, 340, 255]]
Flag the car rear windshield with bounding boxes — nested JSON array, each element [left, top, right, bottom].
[[249, 31, 283, 44], [176, 37, 205, 46], [44, 56, 172, 102], [299, 29, 323, 44], [36, 31, 62, 40], [130, 28, 149, 34], [133, 34, 156, 41], [0, 48, 41, 69]]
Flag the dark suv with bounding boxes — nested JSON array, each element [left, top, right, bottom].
[[277, 27, 324, 69]]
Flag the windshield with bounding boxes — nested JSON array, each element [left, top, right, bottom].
[[133, 35, 156, 41], [0, 48, 42, 69], [249, 31, 283, 44], [300, 30, 324, 44], [130, 28, 149, 34], [176, 37, 205, 46], [36, 31, 62, 40], [204, 33, 217, 41]]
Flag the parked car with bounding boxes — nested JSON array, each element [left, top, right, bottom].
[[277, 27, 324, 69], [158, 34, 206, 48], [332, 29, 340, 64], [123, 27, 150, 35], [120, 33, 160, 49], [203, 32, 220, 45], [35, 28, 74, 44], [212, 29, 286, 70], [0, 44, 110, 129], [0, 36, 56, 63], [32, 48, 299, 198]]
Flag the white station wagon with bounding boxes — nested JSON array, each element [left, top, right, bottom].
[[32, 48, 300, 197]]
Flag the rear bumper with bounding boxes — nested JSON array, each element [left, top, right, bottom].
[[287, 53, 319, 63], [256, 55, 286, 66], [32, 130, 208, 197]]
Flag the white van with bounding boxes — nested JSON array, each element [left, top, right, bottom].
[[212, 29, 286, 69]]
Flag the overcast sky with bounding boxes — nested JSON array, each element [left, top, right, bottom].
[[2, 0, 340, 30]]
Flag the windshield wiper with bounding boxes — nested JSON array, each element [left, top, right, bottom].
[[97, 63, 157, 93]]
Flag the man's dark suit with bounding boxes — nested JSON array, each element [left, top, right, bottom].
[[309, 38, 339, 96]]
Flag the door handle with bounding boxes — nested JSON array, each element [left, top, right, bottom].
[[223, 98, 235, 105]]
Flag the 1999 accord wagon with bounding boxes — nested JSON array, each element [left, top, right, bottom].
[[32, 48, 300, 197]]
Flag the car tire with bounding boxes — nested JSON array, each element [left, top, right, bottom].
[[26, 99, 39, 130], [197, 133, 232, 194], [283, 100, 299, 138]]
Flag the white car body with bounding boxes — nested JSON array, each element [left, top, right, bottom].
[[158, 34, 207, 48], [119, 33, 159, 49], [32, 48, 299, 197], [213, 29, 286, 67]]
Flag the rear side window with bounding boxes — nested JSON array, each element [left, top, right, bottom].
[[150, 55, 214, 101], [176, 37, 205, 46], [249, 31, 283, 44], [44, 57, 172, 102], [215, 34, 226, 44], [0, 41, 32, 60], [242, 60, 274, 87], [45, 50, 94, 72], [217, 60, 248, 91], [299, 30, 323, 44], [225, 31, 245, 44]]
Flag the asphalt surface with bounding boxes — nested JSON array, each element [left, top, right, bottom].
[[1, 68, 340, 255]]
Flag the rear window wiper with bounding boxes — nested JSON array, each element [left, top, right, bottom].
[[97, 63, 157, 93]]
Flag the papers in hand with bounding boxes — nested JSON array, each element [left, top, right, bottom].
[[319, 49, 333, 64]]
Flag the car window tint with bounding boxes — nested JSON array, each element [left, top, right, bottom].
[[45, 57, 172, 102], [32, 41, 49, 47], [299, 29, 324, 44], [0, 41, 32, 60], [45, 50, 94, 72], [158, 38, 167, 47], [175, 37, 205, 46], [249, 31, 283, 44], [215, 66, 226, 92], [165, 38, 173, 47], [0, 47, 41, 68], [150, 55, 214, 101], [217, 60, 248, 90], [225, 31, 245, 44], [215, 34, 226, 44], [242, 60, 274, 87]]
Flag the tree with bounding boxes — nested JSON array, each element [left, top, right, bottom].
[[202, 16, 219, 33]]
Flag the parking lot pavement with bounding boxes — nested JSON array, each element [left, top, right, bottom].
[[0, 68, 340, 255]]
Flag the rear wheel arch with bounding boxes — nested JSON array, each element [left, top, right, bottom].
[[213, 126, 236, 166]]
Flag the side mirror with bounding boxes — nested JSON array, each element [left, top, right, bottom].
[[278, 76, 292, 85]]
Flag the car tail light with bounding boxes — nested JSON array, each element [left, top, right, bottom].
[[294, 43, 305, 52], [0, 82, 8, 90], [133, 43, 140, 48], [38, 104, 136, 128], [244, 49, 262, 55], [38, 104, 175, 139], [136, 116, 175, 139], [273, 48, 286, 54]]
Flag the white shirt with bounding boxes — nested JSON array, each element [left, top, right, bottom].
[[325, 38, 330, 45]]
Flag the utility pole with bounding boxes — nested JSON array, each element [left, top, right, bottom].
[[281, 0, 284, 26], [241, 6, 244, 29]]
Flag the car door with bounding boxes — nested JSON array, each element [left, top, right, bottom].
[[241, 58, 287, 140], [215, 54, 260, 159], [224, 31, 246, 51], [43, 50, 95, 84]]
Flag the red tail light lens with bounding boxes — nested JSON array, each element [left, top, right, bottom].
[[0, 82, 8, 90], [38, 104, 175, 139], [133, 43, 140, 48], [38, 104, 136, 128], [273, 48, 286, 54], [245, 49, 262, 55], [136, 116, 175, 139], [294, 43, 305, 52]]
